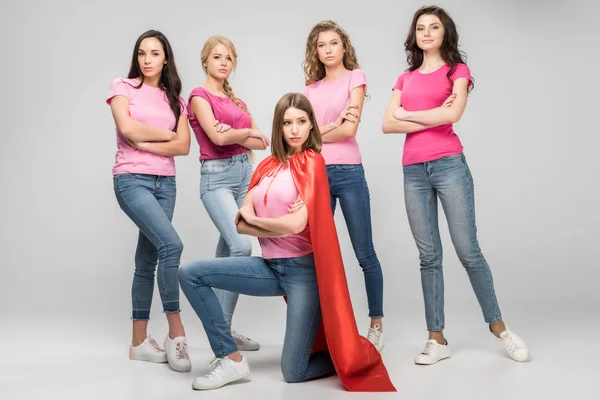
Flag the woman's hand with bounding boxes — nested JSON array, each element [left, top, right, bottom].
[[441, 93, 456, 107], [288, 195, 305, 213], [393, 107, 410, 121], [333, 103, 359, 128], [238, 205, 257, 225], [248, 129, 271, 147], [213, 120, 232, 133]]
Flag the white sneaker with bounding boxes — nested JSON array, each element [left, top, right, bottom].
[[414, 339, 451, 365], [164, 336, 192, 372], [129, 336, 167, 363], [367, 324, 384, 352], [495, 329, 529, 362], [231, 330, 260, 351], [192, 356, 251, 390]]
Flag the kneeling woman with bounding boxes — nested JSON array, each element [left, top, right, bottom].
[[179, 93, 395, 392]]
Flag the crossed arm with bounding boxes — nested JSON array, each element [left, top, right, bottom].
[[235, 188, 308, 238], [382, 77, 470, 134]]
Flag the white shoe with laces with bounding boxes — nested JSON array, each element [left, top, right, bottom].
[[367, 324, 384, 352], [494, 328, 529, 362], [414, 339, 451, 365], [164, 336, 192, 372], [192, 356, 251, 390], [129, 336, 167, 363], [231, 330, 260, 351]]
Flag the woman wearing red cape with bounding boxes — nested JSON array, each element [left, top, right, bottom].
[[179, 93, 395, 392]]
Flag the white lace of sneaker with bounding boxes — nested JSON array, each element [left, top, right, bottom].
[[230, 330, 260, 351], [421, 340, 437, 356], [205, 358, 229, 380], [367, 324, 383, 351], [231, 331, 252, 342], [498, 330, 528, 361]]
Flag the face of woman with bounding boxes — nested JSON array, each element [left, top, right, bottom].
[[282, 107, 312, 154], [204, 43, 234, 80], [415, 14, 445, 52], [317, 30, 344, 68], [137, 37, 166, 80]]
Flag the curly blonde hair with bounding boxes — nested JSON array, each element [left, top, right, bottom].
[[302, 20, 360, 86], [200, 36, 251, 117]]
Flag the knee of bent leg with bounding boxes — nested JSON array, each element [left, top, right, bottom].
[[230, 237, 252, 257], [281, 362, 305, 384]]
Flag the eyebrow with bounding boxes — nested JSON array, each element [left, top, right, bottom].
[[138, 49, 161, 52], [416, 23, 440, 27]]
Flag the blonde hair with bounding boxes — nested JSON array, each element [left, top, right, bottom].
[[302, 20, 360, 86], [271, 93, 322, 164], [200, 35, 251, 117]]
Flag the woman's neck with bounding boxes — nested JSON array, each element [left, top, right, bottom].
[[420, 51, 445, 72], [323, 63, 347, 82], [202, 75, 225, 96]]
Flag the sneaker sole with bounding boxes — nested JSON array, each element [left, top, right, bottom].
[[192, 370, 251, 390], [129, 354, 168, 363], [414, 354, 450, 365], [168, 360, 192, 372], [237, 344, 260, 351]]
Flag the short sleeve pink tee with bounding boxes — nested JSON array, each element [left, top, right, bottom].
[[303, 69, 366, 165], [188, 87, 250, 161], [106, 77, 187, 176], [251, 164, 312, 259], [393, 64, 472, 166]]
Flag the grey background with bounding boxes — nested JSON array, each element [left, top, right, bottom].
[[1, 0, 598, 341]]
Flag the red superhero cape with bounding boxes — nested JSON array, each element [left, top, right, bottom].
[[248, 149, 396, 392]]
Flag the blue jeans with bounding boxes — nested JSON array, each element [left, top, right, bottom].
[[326, 164, 384, 319], [200, 152, 252, 327], [113, 173, 183, 320], [179, 253, 336, 383], [403, 153, 503, 331]]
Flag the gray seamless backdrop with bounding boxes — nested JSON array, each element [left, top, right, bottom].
[[1, 0, 598, 333]]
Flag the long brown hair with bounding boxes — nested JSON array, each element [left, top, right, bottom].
[[302, 20, 360, 86], [271, 93, 322, 164], [200, 36, 251, 116], [128, 30, 182, 130], [404, 6, 473, 91]]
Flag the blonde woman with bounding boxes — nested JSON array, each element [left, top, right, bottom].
[[187, 36, 270, 350]]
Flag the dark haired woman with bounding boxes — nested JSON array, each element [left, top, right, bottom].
[[382, 6, 529, 365], [106, 30, 191, 372], [179, 93, 395, 392]]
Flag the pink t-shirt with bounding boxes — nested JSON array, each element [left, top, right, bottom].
[[106, 77, 187, 176], [188, 87, 250, 161], [303, 69, 366, 165], [251, 164, 312, 259], [393, 64, 473, 166]]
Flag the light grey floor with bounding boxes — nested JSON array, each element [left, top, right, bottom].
[[2, 310, 596, 400]]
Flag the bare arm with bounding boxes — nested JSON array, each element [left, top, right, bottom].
[[237, 189, 308, 236], [134, 114, 191, 156], [321, 85, 366, 143], [237, 118, 269, 150], [110, 95, 177, 142], [393, 78, 470, 127], [190, 96, 251, 146], [235, 189, 286, 238], [382, 90, 430, 134]]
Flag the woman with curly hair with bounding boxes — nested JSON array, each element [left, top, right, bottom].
[[302, 20, 385, 351]]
